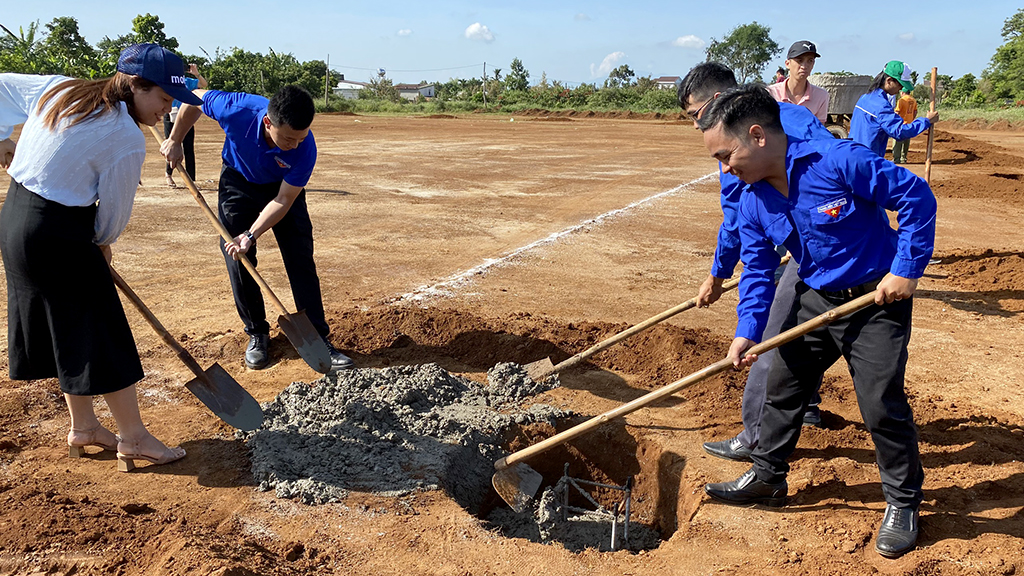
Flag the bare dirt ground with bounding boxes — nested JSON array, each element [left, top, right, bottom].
[[0, 113, 1022, 575]]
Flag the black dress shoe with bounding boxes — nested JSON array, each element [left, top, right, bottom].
[[875, 504, 919, 558], [324, 340, 354, 371], [244, 333, 270, 370], [704, 468, 787, 507], [703, 436, 753, 462]]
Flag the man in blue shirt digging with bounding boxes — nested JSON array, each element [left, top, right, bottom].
[[697, 85, 936, 559], [161, 85, 353, 372]]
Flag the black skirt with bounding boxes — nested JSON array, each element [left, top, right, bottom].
[[0, 180, 144, 395]]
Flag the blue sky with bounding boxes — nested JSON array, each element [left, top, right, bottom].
[[5, 1, 1016, 85]]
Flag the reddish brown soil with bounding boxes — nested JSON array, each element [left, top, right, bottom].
[[1, 116, 1022, 575]]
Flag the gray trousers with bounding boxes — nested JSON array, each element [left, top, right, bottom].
[[752, 283, 924, 508], [735, 262, 822, 448]]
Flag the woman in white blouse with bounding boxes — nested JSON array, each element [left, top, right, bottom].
[[0, 44, 202, 471]]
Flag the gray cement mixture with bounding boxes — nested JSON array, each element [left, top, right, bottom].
[[243, 363, 562, 507], [244, 362, 662, 552]]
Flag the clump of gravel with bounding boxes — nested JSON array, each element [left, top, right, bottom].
[[243, 363, 562, 508]]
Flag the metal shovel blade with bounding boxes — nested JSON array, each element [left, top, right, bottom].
[[277, 310, 332, 373], [522, 357, 555, 382], [184, 363, 264, 431], [492, 462, 544, 513]]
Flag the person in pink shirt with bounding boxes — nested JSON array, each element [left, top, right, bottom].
[[767, 41, 830, 123]]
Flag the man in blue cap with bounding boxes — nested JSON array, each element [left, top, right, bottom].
[[161, 84, 353, 372], [697, 84, 936, 559]]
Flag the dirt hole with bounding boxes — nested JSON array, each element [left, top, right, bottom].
[[991, 172, 1022, 180], [470, 418, 681, 553]]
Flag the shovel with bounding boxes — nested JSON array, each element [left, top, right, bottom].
[[493, 291, 876, 512], [147, 125, 332, 373], [109, 266, 264, 431], [523, 255, 791, 382]]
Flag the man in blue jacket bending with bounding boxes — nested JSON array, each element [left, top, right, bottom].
[[698, 84, 936, 559]]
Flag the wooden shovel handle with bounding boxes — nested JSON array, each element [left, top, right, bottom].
[[496, 291, 877, 471], [925, 67, 937, 185], [109, 265, 207, 378], [146, 125, 290, 316], [548, 255, 791, 376]]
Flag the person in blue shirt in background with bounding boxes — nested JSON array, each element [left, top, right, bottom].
[[677, 62, 833, 464], [161, 84, 354, 372], [162, 63, 206, 188], [850, 60, 938, 158], [698, 85, 936, 559]]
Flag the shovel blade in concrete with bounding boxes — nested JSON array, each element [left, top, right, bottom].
[[492, 462, 544, 513], [277, 310, 332, 373], [522, 357, 555, 382], [185, 363, 264, 431]]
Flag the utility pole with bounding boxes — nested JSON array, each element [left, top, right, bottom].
[[482, 61, 487, 107], [325, 54, 330, 103]]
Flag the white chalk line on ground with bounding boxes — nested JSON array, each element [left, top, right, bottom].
[[391, 171, 719, 304]]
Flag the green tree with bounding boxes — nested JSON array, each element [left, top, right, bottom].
[[944, 73, 983, 107], [506, 57, 530, 91], [96, 13, 179, 75], [604, 64, 635, 88], [705, 22, 781, 83], [42, 17, 98, 77], [0, 21, 50, 74], [984, 8, 1024, 100], [634, 75, 657, 95]]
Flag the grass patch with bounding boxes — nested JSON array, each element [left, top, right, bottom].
[[937, 106, 1024, 125]]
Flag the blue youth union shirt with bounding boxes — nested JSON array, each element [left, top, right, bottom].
[[201, 90, 316, 187], [171, 77, 199, 109], [733, 137, 936, 342], [711, 102, 834, 278], [849, 88, 930, 158]]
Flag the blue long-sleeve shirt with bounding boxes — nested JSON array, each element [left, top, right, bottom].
[[733, 137, 936, 342], [711, 102, 834, 278], [849, 88, 931, 158]]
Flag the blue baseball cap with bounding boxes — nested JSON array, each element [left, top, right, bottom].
[[116, 43, 203, 106]]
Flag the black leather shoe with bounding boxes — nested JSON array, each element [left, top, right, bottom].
[[703, 436, 753, 462], [245, 333, 270, 370], [704, 468, 787, 507], [802, 405, 823, 427], [875, 504, 919, 558], [324, 340, 354, 371]]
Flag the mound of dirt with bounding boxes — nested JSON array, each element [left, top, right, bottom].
[[934, 249, 1024, 292]]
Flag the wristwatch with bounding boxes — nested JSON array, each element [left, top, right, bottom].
[[243, 230, 256, 244]]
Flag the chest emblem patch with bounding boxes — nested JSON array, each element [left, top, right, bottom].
[[817, 197, 848, 218], [274, 156, 291, 169]]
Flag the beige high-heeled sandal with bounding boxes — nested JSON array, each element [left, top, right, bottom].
[[67, 425, 120, 458], [116, 439, 186, 472]]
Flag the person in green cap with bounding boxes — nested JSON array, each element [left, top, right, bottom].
[[850, 60, 938, 158]]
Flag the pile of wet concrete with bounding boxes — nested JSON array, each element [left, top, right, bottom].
[[243, 363, 561, 508], [243, 362, 663, 552]]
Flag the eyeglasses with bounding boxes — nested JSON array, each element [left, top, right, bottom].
[[686, 95, 715, 122]]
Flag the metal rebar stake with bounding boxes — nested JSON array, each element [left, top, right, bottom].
[[610, 501, 620, 551]]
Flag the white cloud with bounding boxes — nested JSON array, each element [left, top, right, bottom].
[[574, 13, 591, 21], [465, 22, 495, 43], [397, 29, 413, 37], [672, 35, 705, 49], [590, 51, 626, 78], [898, 32, 915, 42]]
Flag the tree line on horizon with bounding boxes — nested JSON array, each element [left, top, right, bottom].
[[2, 11, 1022, 112]]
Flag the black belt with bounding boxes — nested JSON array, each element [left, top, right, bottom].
[[816, 277, 883, 301]]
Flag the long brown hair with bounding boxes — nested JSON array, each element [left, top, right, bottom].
[[37, 72, 156, 131]]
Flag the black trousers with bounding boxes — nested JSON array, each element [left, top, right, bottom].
[[217, 165, 329, 339], [0, 180, 144, 395], [163, 113, 196, 180], [751, 280, 924, 509]]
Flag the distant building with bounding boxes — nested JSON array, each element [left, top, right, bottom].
[[654, 76, 681, 90], [395, 83, 436, 101], [334, 75, 368, 100]]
